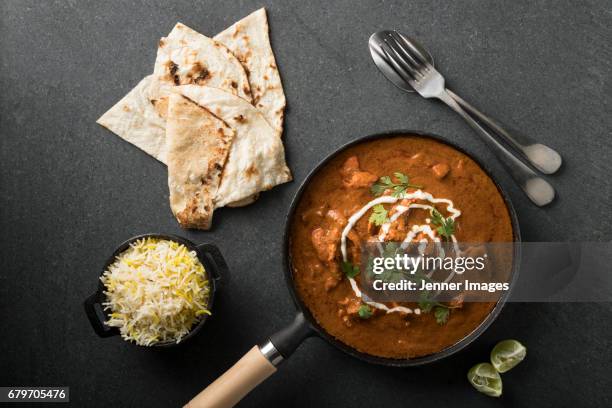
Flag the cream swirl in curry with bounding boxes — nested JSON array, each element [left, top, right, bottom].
[[340, 189, 463, 316]]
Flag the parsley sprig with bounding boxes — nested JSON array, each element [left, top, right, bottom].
[[368, 204, 389, 226], [434, 307, 450, 325], [418, 293, 451, 325], [430, 208, 455, 239], [342, 261, 359, 278], [358, 304, 373, 319], [371, 172, 422, 197], [418, 290, 464, 325]]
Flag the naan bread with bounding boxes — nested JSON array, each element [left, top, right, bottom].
[[166, 93, 235, 229], [176, 85, 291, 208], [96, 12, 290, 216], [155, 23, 252, 102], [215, 8, 286, 135], [97, 12, 285, 160], [96, 75, 170, 163]]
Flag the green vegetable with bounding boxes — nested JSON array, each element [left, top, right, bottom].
[[368, 204, 389, 226], [433, 306, 450, 325], [358, 304, 373, 319], [467, 363, 503, 397], [418, 290, 452, 325], [490, 339, 527, 373], [418, 291, 435, 313], [341, 261, 359, 278], [430, 208, 455, 239], [370, 172, 422, 197]]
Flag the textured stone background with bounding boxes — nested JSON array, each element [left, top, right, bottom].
[[1, 0, 610, 406]]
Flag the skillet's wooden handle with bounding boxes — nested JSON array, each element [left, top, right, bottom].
[[184, 346, 277, 408]]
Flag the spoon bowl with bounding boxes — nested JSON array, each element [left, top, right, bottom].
[[369, 30, 561, 206]]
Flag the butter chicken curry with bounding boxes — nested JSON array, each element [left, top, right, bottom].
[[290, 136, 513, 359]]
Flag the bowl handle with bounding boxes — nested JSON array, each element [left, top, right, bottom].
[[197, 243, 229, 283], [84, 292, 118, 338]]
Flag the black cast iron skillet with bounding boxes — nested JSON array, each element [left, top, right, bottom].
[[84, 233, 228, 347], [188, 131, 522, 408]]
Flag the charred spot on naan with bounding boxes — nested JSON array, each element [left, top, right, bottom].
[[245, 165, 259, 178], [150, 97, 169, 119], [235, 48, 253, 65], [231, 24, 243, 39], [189, 62, 210, 85], [165, 60, 180, 85], [164, 60, 211, 86], [233, 114, 247, 123]]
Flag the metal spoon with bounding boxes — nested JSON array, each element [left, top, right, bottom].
[[371, 33, 562, 175], [369, 31, 558, 206]]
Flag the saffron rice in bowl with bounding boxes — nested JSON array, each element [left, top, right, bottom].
[[100, 237, 211, 346]]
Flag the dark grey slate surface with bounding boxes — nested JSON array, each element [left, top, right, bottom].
[[1, 0, 611, 406]]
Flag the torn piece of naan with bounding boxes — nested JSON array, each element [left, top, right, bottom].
[[166, 93, 235, 229], [215, 8, 286, 136], [155, 23, 252, 103], [96, 75, 171, 162], [176, 85, 292, 208]]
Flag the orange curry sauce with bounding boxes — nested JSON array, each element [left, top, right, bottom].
[[290, 136, 513, 358]]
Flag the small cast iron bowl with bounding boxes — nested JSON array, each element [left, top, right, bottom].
[[83, 233, 228, 347]]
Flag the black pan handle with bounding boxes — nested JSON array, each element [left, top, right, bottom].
[[269, 312, 314, 359], [197, 243, 229, 284], [84, 292, 118, 338]]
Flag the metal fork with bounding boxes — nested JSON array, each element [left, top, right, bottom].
[[373, 31, 555, 206]]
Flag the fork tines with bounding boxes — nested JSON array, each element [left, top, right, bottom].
[[377, 31, 431, 81]]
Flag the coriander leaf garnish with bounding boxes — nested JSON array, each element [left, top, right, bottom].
[[370, 172, 422, 197], [434, 306, 450, 325], [358, 304, 373, 319], [419, 299, 451, 325], [368, 204, 389, 226], [342, 261, 359, 278], [430, 208, 455, 239], [418, 289, 454, 325], [370, 176, 392, 196], [394, 171, 409, 185], [418, 293, 435, 313]]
